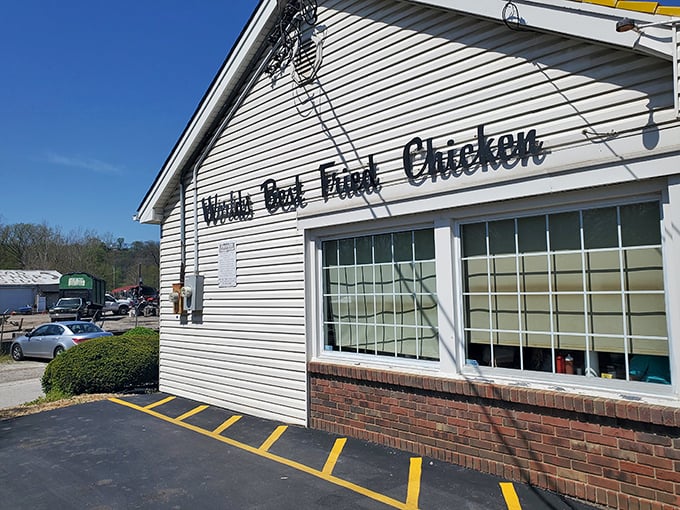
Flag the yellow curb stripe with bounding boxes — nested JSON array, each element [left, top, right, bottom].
[[322, 437, 347, 475], [500, 482, 522, 510], [175, 405, 209, 422], [108, 397, 416, 510], [405, 457, 422, 509], [213, 415, 242, 435], [259, 425, 288, 452], [144, 396, 176, 409]]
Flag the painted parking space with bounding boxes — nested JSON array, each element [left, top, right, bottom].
[[111, 393, 598, 510]]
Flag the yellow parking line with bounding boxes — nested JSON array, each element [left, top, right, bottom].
[[322, 437, 347, 475], [405, 457, 422, 509], [259, 425, 288, 452], [144, 396, 176, 410], [109, 397, 418, 510], [500, 482, 522, 510], [213, 415, 242, 435], [175, 405, 209, 422]]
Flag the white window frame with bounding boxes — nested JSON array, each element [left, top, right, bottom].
[[453, 191, 676, 399], [309, 219, 442, 371], [305, 178, 680, 403]]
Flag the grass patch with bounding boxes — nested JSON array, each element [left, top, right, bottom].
[[0, 353, 11, 364], [25, 389, 73, 406]]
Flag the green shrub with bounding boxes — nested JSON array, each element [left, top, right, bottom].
[[42, 327, 159, 396]]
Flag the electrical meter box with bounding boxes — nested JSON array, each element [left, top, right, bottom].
[[182, 274, 204, 312]]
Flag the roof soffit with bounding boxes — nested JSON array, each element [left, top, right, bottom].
[[137, 0, 679, 223]]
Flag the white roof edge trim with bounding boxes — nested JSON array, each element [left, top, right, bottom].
[[138, 0, 677, 224], [137, 0, 277, 224], [410, 0, 676, 58]]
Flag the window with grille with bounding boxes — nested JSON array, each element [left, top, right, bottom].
[[461, 201, 670, 384], [322, 228, 438, 360]]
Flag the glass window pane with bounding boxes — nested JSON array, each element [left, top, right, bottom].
[[489, 219, 515, 255], [395, 262, 415, 294], [552, 253, 583, 292], [374, 234, 392, 263], [518, 215, 546, 253], [588, 295, 623, 335], [356, 236, 372, 264], [356, 324, 375, 354], [467, 295, 490, 333], [414, 228, 435, 260], [553, 295, 585, 333], [464, 259, 488, 293], [462, 223, 487, 257], [621, 202, 660, 247], [396, 327, 418, 358], [338, 267, 356, 294], [339, 238, 354, 265], [557, 334, 587, 352], [416, 262, 437, 295], [490, 257, 517, 293], [375, 326, 395, 355], [586, 250, 621, 292], [521, 295, 551, 332], [520, 255, 548, 292], [326, 296, 341, 322], [417, 294, 439, 329], [628, 294, 668, 337], [592, 336, 625, 354], [630, 339, 669, 357], [462, 202, 668, 382], [583, 207, 617, 249], [549, 211, 580, 251], [374, 264, 394, 293], [322, 240, 337, 266], [628, 354, 670, 383], [375, 294, 394, 325], [625, 248, 664, 291], [394, 232, 412, 262], [356, 266, 373, 294], [525, 333, 552, 349], [337, 323, 355, 351], [420, 328, 439, 360], [394, 294, 417, 326], [338, 295, 354, 323], [325, 268, 339, 294], [323, 323, 337, 350], [355, 295, 374, 323], [491, 295, 519, 333]]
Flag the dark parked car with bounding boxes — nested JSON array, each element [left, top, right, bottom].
[[10, 321, 113, 361], [48, 297, 88, 321]]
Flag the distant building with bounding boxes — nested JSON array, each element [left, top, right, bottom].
[[0, 270, 62, 313]]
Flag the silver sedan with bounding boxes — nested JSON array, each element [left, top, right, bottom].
[[10, 321, 113, 361]]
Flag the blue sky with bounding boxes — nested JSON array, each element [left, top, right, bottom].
[[0, 1, 258, 243], [1, 0, 679, 243]]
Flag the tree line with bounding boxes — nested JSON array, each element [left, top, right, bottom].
[[0, 222, 159, 290]]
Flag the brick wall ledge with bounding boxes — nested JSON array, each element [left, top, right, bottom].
[[308, 360, 680, 428]]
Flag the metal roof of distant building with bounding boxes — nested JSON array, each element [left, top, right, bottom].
[[0, 270, 62, 286]]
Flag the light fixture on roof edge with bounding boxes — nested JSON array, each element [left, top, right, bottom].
[[615, 17, 638, 33], [615, 17, 680, 118], [615, 16, 680, 33]]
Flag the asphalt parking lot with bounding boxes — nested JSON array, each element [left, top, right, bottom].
[[0, 393, 599, 509]]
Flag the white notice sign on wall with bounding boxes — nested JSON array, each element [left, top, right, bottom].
[[218, 240, 237, 288]]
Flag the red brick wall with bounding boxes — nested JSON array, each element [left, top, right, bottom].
[[309, 361, 680, 510]]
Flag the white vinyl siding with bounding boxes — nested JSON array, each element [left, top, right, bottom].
[[154, 0, 678, 421]]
